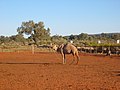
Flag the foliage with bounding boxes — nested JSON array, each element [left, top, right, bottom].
[[65, 33, 120, 46], [77, 33, 89, 40], [51, 35, 67, 45], [10, 34, 26, 43], [0, 19, 120, 47], [17, 20, 51, 46], [0, 36, 10, 44]]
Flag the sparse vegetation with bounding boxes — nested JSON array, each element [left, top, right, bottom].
[[0, 20, 120, 52]]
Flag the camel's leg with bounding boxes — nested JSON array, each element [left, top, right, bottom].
[[76, 52, 80, 64], [60, 49, 66, 64], [62, 53, 66, 64], [63, 54, 66, 64], [76, 55, 79, 64], [70, 53, 75, 64]]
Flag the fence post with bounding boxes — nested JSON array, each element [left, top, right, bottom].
[[32, 44, 34, 54]]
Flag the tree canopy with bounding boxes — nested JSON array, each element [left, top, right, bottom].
[[17, 20, 51, 45]]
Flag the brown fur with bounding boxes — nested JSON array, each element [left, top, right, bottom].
[[52, 43, 80, 64]]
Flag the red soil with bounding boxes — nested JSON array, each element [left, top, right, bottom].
[[0, 52, 120, 90]]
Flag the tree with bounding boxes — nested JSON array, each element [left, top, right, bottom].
[[17, 20, 51, 46], [51, 35, 67, 44], [78, 33, 88, 40], [111, 33, 120, 40], [10, 34, 26, 45], [0, 36, 10, 44], [69, 34, 75, 40]]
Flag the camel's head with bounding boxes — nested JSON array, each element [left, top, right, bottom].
[[50, 44, 58, 51], [53, 45, 58, 51], [51, 44, 64, 52]]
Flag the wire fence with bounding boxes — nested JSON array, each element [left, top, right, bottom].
[[0, 45, 120, 56], [0, 45, 53, 53]]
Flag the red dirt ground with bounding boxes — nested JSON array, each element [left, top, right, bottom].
[[0, 52, 120, 90]]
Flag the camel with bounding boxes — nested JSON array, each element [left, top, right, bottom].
[[52, 43, 80, 64]]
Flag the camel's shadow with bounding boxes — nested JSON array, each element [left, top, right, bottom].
[[0, 62, 62, 65], [112, 71, 120, 76]]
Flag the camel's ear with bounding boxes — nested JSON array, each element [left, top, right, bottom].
[[50, 43, 55, 47], [50, 43, 53, 47], [49, 43, 54, 49]]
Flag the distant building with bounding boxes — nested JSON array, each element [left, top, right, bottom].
[[98, 40, 101, 44], [117, 40, 120, 44], [70, 40, 73, 43]]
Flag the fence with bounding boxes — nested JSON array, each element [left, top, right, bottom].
[[0, 45, 53, 53], [77, 46, 120, 55]]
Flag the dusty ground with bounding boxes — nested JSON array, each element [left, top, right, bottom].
[[0, 52, 120, 90]]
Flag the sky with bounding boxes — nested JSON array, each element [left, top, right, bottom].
[[0, 0, 120, 36]]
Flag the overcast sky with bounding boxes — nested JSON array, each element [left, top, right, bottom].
[[0, 0, 120, 36]]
